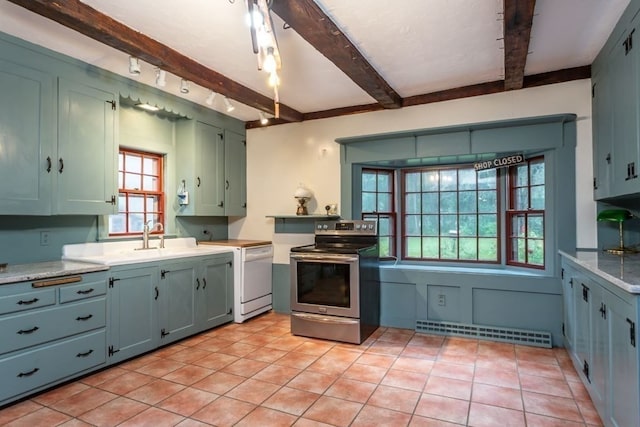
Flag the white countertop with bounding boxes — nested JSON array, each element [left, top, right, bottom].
[[0, 261, 109, 286], [559, 250, 640, 294]]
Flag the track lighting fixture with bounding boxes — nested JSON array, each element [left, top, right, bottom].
[[128, 56, 141, 75], [180, 79, 190, 94], [259, 111, 268, 125], [155, 68, 166, 87], [224, 97, 235, 112], [206, 91, 216, 106]]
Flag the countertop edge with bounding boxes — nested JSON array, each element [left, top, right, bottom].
[[0, 261, 110, 286], [559, 250, 640, 294]]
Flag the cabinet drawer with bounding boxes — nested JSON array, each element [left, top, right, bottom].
[[0, 288, 56, 316], [59, 279, 107, 303], [0, 297, 106, 356], [0, 329, 106, 405]]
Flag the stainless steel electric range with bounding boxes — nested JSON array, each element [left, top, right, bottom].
[[290, 220, 380, 344]]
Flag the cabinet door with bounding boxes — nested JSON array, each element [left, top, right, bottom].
[[198, 255, 233, 331], [0, 59, 55, 214], [57, 78, 116, 214], [574, 274, 593, 382], [590, 285, 607, 415], [592, 70, 613, 200], [561, 264, 576, 351], [224, 130, 247, 216], [196, 122, 225, 215], [606, 290, 639, 427], [107, 267, 158, 364], [158, 261, 198, 344], [610, 26, 640, 197]]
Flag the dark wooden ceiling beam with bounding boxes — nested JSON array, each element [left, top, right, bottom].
[[503, 0, 536, 90], [7, 0, 304, 122], [271, 0, 403, 109]]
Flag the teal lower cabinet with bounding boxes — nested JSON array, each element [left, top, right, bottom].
[[197, 254, 234, 331], [0, 271, 108, 406], [106, 265, 159, 364], [561, 254, 640, 427], [157, 260, 199, 345]]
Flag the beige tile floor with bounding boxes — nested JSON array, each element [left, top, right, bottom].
[[0, 312, 602, 426]]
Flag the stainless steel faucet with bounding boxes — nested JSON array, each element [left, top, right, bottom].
[[142, 221, 164, 249]]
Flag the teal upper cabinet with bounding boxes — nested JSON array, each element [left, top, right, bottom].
[[176, 120, 246, 217], [57, 79, 117, 215], [0, 59, 55, 215], [592, 5, 640, 200], [224, 130, 247, 216]]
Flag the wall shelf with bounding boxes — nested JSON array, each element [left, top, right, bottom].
[[266, 214, 340, 233], [266, 215, 340, 219]]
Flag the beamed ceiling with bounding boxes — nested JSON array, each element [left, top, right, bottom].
[[0, 0, 630, 128]]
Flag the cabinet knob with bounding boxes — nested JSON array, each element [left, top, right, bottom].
[[46, 156, 52, 173], [197, 177, 201, 187], [58, 158, 64, 173]]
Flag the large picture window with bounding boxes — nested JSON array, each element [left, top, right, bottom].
[[109, 148, 164, 236], [507, 156, 545, 268], [402, 166, 499, 262]]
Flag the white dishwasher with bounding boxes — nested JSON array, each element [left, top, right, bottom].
[[199, 240, 273, 323]]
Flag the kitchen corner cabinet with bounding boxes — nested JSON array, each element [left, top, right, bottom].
[[157, 260, 198, 345], [0, 271, 108, 406], [176, 120, 246, 217], [106, 265, 159, 364], [561, 255, 640, 427], [592, 6, 640, 200], [198, 254, 234, 330]]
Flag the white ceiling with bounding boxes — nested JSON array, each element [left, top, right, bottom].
[[0, 0, 631, 123]]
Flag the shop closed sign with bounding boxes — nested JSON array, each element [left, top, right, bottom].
[[474, 153, 525, 171]]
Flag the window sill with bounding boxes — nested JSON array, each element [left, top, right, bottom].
[[97, 234, 177, 242], [380, 261, 549, 277]]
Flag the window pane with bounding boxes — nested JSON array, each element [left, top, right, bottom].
[[129, 195, 144, 212], [379, 237, 391, 258], [478, 238, 498, 261], [528, 214, 544, 238], [477, 169, 496, 189], [511, 214, 526, 237], [459, 238, 477, 260], [528, 239, 544, 265], [118, 152, 124, 170], [125, 153, 142, 173], [530, 186, 544, 209], [478, 214, 497, 237], [422, 237, 439, 258], [143, 175, 159, 191], [362, 172, 377, 191], [459, 169, 476, 190], [530, 161, 544, 185], [422, 171, 439, 191], [118, 195, 126, 213], [146, 195, 160, 213], [439, 170, 457, 191], [511, 237, 526, 263], [109, 214, 126, 234], [118, 171, 124, 189], [125, 173, 141, 190], [362, 193, 376, 212], [128, 213, 145, 233], [516, 165, 528, 186], [406, 237, 421, 257], [377, 173, 391, 192], [406, 215, 421, 235], [459, 215, 477, 237], [459, 191, 477, 213], [143, 157, 159, 175], [377, 193, 392, 212], [405, 194, 421, 214], [440, 215, 457, 236], [422, 215, 439, 236], [440, 238, 457, 259], [422, 193, 439, 214], [478, 190, 497, 213], [378, 217, 391, 235], [440, 192, 457, 213], [515, 188, 528, 210], [405, 172, 421, 192]]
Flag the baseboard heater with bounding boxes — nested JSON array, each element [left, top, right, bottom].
[[415, 320, 552, 348]]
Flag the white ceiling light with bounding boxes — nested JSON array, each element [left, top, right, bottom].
[[224, 97, 235, 112], [259, 111, 268, 125], [134, 103, 159, 112], [180, 79, 190, 94], [206, 91, 216, 106], [128, 56, 141, 75], [155, 68, 166, 87]]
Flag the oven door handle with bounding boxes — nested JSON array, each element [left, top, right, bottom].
[[291, 254, 358, 263]]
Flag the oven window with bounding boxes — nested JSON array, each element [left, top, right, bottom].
[[296, 262, 351, 308]]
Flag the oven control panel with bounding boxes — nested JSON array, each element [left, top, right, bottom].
[[315, 220, 377, 235]]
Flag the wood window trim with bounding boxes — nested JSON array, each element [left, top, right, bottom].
[[361, 168, 396, 259]]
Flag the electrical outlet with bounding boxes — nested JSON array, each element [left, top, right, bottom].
[[438, 294, 446, 306], [40, 231, 50, 246]]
